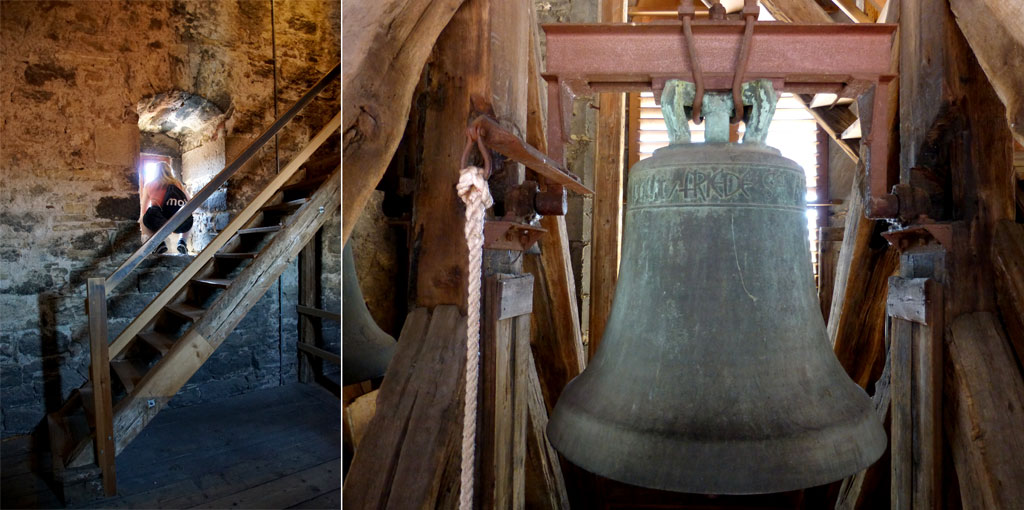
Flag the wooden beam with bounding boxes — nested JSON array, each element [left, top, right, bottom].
[[524, 9, 586, 413], [887, 277, 942, 510], [297, 342, 341, 366], [298, 236, 319, 384], [523, 338, 570, 510], [86, 279, 116, 496], [589, 0, 627, 359], [947, 0, 1024, 148], [342, 0, 466, 244], [830, 0, 873, 22], [992, 220, 1024, 369], [296, 305, 341, 322], [759, 0, 833, 23], [946, 313, 1024, 509], [793, 94, 860, 163], [343, 306, 468, 508], [827, 172, 899, 388]]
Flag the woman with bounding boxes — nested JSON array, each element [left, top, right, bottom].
[[139, 161, 193, 255]]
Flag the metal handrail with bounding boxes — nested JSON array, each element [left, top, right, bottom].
[[103, 64, 340, 296]]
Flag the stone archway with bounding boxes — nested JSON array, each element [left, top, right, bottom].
[[136, 91, 229, 253]]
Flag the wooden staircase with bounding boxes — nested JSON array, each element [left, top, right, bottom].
[[46, 65, 341, 501]]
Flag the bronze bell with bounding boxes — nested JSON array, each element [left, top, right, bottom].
[[342, 243, 396, 384], [546, 81, 886, 494]]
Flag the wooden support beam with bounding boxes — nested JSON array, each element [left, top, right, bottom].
[[342, 0, 466, 244], [759, 0, 833, 23], [887, 277, 942, 510], [794, 94, 861, 163], [481, 275, 533, 509], [589, 0, 627, 359], [830, 0, 873, 22], [524, 9, 586, 413], [343, 307, 467, 508], [947, 0, 1024, 148], [992, 220, 1024, 370], [523, 342, 571, 510], [298, 236, 319, 384], [946, 313, 1024, 509], [827, 172, 899, 388], [297, 343, 341, 366], [86, 278, 116, 497], [296, 305, 341, 322]]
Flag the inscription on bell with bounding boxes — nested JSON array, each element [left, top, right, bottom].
[[630, 165, 805, 210]]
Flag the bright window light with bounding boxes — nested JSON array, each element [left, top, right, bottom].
[[143, 161, 160, 184]]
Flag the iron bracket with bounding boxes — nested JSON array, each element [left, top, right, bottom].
[[484, 221, 547, 251]]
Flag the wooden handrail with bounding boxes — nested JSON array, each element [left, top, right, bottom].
[[107, 113, 340, 361], [104, 64, 340, 295]]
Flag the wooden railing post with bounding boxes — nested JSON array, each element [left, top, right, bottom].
[[86, 278, 116, 496]]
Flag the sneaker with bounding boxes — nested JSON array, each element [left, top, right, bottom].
[[177, 240, 187, 255], [155, 243, 168, 255]]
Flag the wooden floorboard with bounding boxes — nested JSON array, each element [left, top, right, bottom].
[[190, 460, 339, 509], [1, 383, 339, 509]]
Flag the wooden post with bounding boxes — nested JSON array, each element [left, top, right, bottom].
[[588, 0, 627, 359], [481, 274, 533, 510], [887, 277, 942, 510], [86, 278, 116, 496], [298, 233, 320, 384]]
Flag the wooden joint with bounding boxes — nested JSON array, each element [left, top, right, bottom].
[[492, 274, 535, 320]]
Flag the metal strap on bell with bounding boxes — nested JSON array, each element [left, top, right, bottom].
[[342, 243, 396, 385], [546, 80, 886, 494]]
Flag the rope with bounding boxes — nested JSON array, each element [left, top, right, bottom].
[[457, 165, 492, 510]]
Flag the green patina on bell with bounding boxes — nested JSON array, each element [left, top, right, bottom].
[[546, 80, 886, 494]]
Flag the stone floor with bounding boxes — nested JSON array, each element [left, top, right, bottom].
[[1, 382, 340, 509]]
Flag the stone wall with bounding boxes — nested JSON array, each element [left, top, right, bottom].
[[0, 1, 339, 436]]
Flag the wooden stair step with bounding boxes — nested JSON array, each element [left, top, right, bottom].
[[192, 277, 232, 289], [165, 302, 205, 322], [138, 330, 177, 355], [236, 226, 281, 235], [215, 251, 259, 260], [110, 359, 146, 393], [260, 198, 308, 213], [281, 175, 328, 194]]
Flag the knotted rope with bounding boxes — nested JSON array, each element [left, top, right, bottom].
[[457, 164, 492, 510]]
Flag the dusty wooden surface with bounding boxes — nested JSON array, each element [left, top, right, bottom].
[[992, 220, 1024, 369]]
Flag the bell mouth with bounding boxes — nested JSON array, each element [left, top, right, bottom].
[[547, 390, 887, 495]]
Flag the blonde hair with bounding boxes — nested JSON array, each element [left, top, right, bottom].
[[153, 161, 185, 190]]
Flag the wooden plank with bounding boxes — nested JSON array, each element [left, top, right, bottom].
[[911, 281, 942, 510], [589, 0, 627, 360], [110, 359, 144, 394], [192, 460, 340, 509], [793, 94, 860, 164], [523, 336, 570, 510], [107, 115, 339, 360], [946, 313, 1024, 509], [68, 169, 342, 469], [511, 313, 531, 510], [483, 276, 515, 510], [345, 390, 378, 450], [297, 343, 340, 366], [991, 220, 1024, 368], [342, 0, 466, 244], [759, 0, 833, 23], [137, 331, 176, 356], [828, 171, 899, 388], [947, 0, 1024, 147], [496, 274, 534, 320], [87, 278, 116, 496], [342, 307, 468, 509], [296, 305, 340, 322], [889, 317, 912, 510]]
